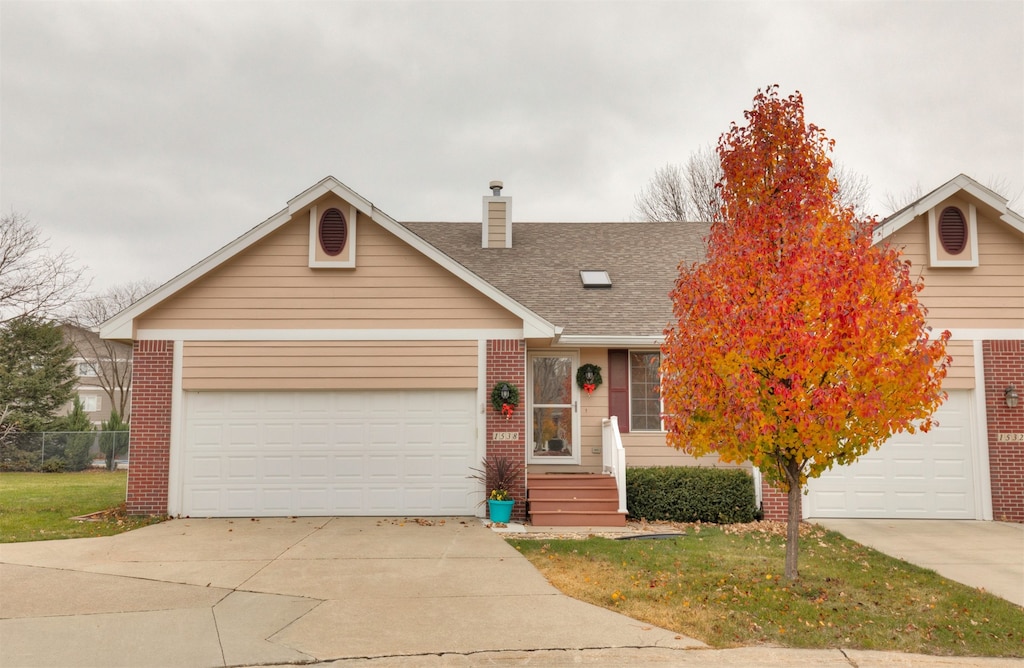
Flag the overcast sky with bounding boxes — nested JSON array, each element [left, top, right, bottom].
[[2, 1, 1022, 295]]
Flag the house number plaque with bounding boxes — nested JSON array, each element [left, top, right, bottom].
[[996, 433, 1024, 443], [493, 432, 519, 441]]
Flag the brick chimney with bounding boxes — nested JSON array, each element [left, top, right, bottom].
[[482, 180, 511, 248]]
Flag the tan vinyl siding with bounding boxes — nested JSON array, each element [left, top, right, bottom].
[[487, 201, 507, 247], [886, 207, 1024, 331], [622, 431, 747, 469], [943, 339, 974, 390], [182, 340, 478, 391], [137, 212, 521, 331]]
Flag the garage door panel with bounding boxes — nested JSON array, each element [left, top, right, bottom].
[[264, 456, 292, 478], [935, 492, 968, 513], [191, 424, 224, 449], [226, 393, 259, 415], [934, 458, 967, 480], [851, 492, 886, 512], [190, 456, 222, 480], [226, 489, 259, 511], [892, 492, 927, 514], [806, 390, 976, 519], [297, 455, 330, 479], [891, 458, 925, 481], [264, 488, 293, 512], [182, 390, 479, 517], [263, 424, 295, 446], [226, 457, 257, 480]]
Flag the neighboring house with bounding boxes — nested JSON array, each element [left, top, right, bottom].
[[100, 175, 1023, 524], [60, 323, 132, 427], [793, 175, 1024, 523]]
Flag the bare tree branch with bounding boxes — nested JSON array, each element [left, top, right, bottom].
[[1, 211, 88, 324], [831, 162, 871, 219], [633, 163, 689, 222], [66, 280, 155, 421], [636, 145, 870, 223], [683, 144, 725, 223], [881, 183, 924, 215]]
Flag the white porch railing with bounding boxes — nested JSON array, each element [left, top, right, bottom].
[[601, 416, 628, 514]]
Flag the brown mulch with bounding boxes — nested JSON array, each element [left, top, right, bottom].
[[514, 518, 825, 540]]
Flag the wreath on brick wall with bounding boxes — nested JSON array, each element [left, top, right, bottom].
[[490, 382, 520, 419], [576, 364, 603, 395]]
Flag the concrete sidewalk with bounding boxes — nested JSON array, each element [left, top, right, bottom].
[[814, 519, 1024, 607], [0, 517, 1018, 667]]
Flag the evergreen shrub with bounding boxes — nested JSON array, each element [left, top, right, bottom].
[[625, 466, 758, 524]]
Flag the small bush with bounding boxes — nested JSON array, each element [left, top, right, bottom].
[[625, 466, 757, 524], [0, 448, 40, 472], [41, 457, 67, 473]]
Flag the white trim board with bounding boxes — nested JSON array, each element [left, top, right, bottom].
[[135, 328, 529, 342]]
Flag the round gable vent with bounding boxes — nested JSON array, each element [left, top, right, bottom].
[[938, 206, 967, 255], [319, 208, 348, 256]]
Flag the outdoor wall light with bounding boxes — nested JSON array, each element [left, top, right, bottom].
[[1005, 385, 1019, 409], [584, 368, 595, 384], [499, 383, 511, 402]]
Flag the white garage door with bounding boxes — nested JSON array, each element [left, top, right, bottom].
[[181, 390, 479, 517], [805, 390, 977, 519]]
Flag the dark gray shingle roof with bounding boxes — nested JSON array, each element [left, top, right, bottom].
[[404, 221, 711, 338]]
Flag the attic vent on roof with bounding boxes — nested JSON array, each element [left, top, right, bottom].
[[319, 208, 348, 256], [938, 206, 967, 255], [580, 270, 612, 289]]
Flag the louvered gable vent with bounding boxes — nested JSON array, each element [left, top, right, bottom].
[[319, 208, 348, 256], [938, 206, 967, 255]]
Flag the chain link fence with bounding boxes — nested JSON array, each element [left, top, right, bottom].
[[0, 431, 130, 472]]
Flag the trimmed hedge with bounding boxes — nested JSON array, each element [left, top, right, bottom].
[[625, 466, 758, 524]]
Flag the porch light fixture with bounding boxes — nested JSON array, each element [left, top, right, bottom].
[[1005, 385, 1019, 408], [499, 383, 511, 402]]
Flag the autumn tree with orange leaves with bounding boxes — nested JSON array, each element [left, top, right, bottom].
[[660, 87, 950, 580]]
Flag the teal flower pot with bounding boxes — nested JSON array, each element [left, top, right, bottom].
[[488, 499, 514, 523]]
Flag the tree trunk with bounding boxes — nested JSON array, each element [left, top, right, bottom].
[[784, 459, 802, 580]]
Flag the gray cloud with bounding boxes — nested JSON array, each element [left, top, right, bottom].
[[2, 1, 1021, 293]]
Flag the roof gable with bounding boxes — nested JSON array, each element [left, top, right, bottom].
[[100, 177, 558, 341], [873, 174, 1024, 244]]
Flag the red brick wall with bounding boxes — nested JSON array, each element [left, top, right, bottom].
[[127, 340, 174, 516], [485, 339, 527, 521], [984, 340, 1024, 523], [760, 479, 790, 521]]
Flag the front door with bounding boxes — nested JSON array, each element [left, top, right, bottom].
[[528, 352, 579, 465]]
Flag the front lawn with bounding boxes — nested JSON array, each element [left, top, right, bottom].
[[509, 522, 1024, 657], [0, 471, 162, 543]]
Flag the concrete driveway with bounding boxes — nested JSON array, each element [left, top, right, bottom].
[[814, 519, 1024, 607], [0, 517, 706, 667], [1, 517, 1018, 668]]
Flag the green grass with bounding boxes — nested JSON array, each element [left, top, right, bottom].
[[510, 523, 1024, 657], [0, 471, 162, 543]]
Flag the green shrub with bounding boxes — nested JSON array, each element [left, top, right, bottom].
[[63, 433, 94, 472], [0, 447, 39, 472], [625, 466, 757, 524], [41, 456, 67, 473]]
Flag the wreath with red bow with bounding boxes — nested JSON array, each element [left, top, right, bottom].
[[490, 382, 520, 419], [576, 364, 603, 396]]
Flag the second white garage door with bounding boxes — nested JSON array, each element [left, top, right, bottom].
[[805, 390, 978, 519], [181, 390, 479, 517]]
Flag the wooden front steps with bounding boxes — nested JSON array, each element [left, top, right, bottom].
[[527, 473, 627, 527]]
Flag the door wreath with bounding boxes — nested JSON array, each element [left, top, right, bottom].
[[576, 364, 603, 395]]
